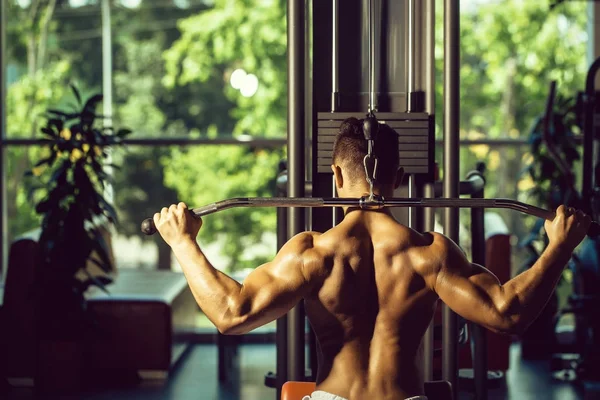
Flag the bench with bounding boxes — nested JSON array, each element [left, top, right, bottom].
[[86, 269, 197, 380], [0, 231, 196, 386]]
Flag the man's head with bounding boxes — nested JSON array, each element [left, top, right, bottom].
[[331, 117, 403, 197]]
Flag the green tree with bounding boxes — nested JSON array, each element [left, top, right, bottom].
[[163, 0, 287, 137], [433, 0, 588, 246], [160, 0, 286, 271], [5, 0, 75, 244], [108, 6, 239, 270], [164, 145, 280, 270]]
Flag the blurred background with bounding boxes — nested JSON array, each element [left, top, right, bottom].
[[2, 0, 590, 328]]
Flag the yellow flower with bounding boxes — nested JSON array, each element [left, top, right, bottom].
[[60, 128, 72, 140], [70, 148, 84, 162], [94, 146, 102, 156], [75, 133, 82, 141], [32, 165, 46, 177], [82, 143, 90, 153]]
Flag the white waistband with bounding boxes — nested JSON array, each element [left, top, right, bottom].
[[302, 390, 428, 400]]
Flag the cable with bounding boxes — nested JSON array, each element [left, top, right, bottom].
[[368, 0, 375, 113]]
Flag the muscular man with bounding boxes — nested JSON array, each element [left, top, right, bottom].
[[153, 118, 591, 400]]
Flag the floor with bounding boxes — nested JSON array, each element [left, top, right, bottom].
[[1, 343, 585, 400]]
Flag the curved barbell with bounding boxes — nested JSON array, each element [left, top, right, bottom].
[[140, 195, 600, 237]]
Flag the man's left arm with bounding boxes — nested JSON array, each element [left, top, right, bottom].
[[154, 203, 323, 335]]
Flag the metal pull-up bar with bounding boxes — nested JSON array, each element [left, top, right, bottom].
[[140, 196, 600, 237]]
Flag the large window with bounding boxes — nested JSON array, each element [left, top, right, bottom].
[[432, 0, 589, 277], [3, 1, 288, 336], [1, 1, 593, 303], [4, 0, 287, 279]]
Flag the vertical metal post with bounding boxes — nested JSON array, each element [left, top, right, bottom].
[[367, 0, 378, 112], [276, 170, 289, 398], [443, 0, 460, 397], [305, 0, 318, 380], [425, 0, 435, 116], [331, 0, 341, 227], [470, 178, 488, 400], [406, 0, 418, 229], [584, 59, 600, 210], [407, 0, 416, 111], [287, 0, 306, 382], [0, 0, 6, 280], [101, 0, 114, 205], [418, 0, 436, 382], [331, 0, 339, 112], [101, 0, 112, 118], [422, 183, 435, 382], [408, 175, 417, 228], [332, 177, 340, 226]]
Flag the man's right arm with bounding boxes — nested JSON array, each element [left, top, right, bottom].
[[424, 205, 591, 335]]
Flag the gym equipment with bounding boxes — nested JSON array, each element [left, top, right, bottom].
[[143, 2, 597, 399], [549, 55, 600, 399], [141, 196, 599, 237]]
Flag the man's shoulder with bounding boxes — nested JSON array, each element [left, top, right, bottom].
[[424, 232, 463, 256], [283, 231, 327, 261], [287, 231, 322, 248], [408, 231, 464, 278]]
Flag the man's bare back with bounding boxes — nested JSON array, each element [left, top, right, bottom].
[[154, 200, 590, 400], [153, 118, 592, 400], [304, 210, 439, 400]]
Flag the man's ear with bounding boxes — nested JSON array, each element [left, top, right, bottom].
[[394, 167, 405, 189], [331, 164, 344, 189]]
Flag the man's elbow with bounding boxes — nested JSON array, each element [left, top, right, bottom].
[[217, 319, 249, 335], [488, 292, 528, 336], [489, 305, 528, 336], [488, 317, 526, 336], [216, 300, 250, 335], [217, 324, 242, 335]]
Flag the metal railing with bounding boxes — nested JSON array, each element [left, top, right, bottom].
[[1, 136, 576, 147]]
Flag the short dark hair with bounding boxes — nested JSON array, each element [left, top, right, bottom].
[[332, 117, 399, 185]]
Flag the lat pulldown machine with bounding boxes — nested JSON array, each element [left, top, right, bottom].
[[141, 1, 600, 399]]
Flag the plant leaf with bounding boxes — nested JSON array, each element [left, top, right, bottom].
[[83, 94, 103, 114], [71, 83, 82, 106], [81, 268, 112, 294], [97, 194, 118, 223], [89, 230, 113, 271], [41, 127, 57, 138], [87, 256, 113, 276], [47, 109, 69, 117], [116, 128, 132, 137], [35, 154, 55, 167]]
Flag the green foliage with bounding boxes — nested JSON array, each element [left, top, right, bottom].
[[434, 0, 588, 249], [163, 0, 287, 137], [6, 0, 589, 275], [521, 93, 581, 210], [163, 145, 282, 270], [437, 0, 588, 140], [6, 60, 74, 243], [517, 88, 582, 289], [27, 87, 131, 335], [159, 0, 288, 270]]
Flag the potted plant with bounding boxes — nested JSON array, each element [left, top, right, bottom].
[[518, 84, 581, 359], [26, 85, 131, 393]]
